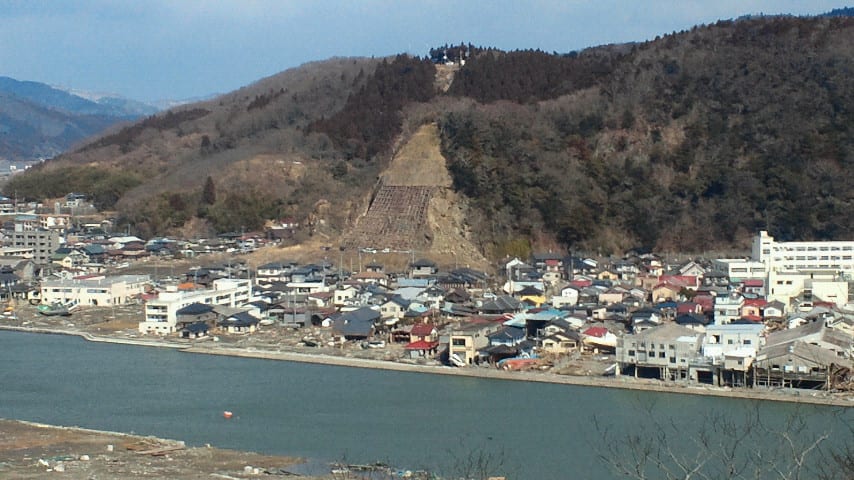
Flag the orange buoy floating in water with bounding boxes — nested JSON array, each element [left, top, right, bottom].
[[223, 411, 233, 419]]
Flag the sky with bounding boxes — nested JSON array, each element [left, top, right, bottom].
[[0, 1, 846, 103]]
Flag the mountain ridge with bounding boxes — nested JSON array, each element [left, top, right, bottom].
[[0, 76, 162, 161], [4, 15, 853, 260]]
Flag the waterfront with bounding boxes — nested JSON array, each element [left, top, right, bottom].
[[1, 330, 851, 479]]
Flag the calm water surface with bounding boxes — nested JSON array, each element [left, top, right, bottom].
[[0, 330, 849, 479]]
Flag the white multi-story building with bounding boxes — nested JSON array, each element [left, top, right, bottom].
[[714, 293, 745, 325], [40, 275, 150, 307], [702, 323, 765, 368], [753, 230, 854, 275], [139, 278, 252, 335]]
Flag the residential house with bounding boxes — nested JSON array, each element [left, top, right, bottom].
[[380, 295, 410, 323], [714, 293, 745, 325], [218, 311, 259, 334], [479, 295, 522, 315], [741, 279, 766, 297], [763, 300, 786, 320], [754, 341, 854, 389], [762, 320, 852, 360], [675, 312, 711, 331], [175, 302, 217, 335], [582, 325, 618, 352], [516, 285, 546, 307], [410, 259, 438, 277], [332, 307, 381, 341], [256, 261, 295, 283], [333, 284, 360, 306], [551, 285, 579, 308], [541, 330, 582, 355], [740, 298, 767, 322], [448, 319, 503, 365], [651, 282, 683, 302], [598, 287, 626, 306], [677, 260, 706, 278]]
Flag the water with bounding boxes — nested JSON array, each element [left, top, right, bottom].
[[0, 330, 850, 479]]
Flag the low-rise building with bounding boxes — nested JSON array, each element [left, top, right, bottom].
[[617, 323, 705, 380], [448, 319, 503, 365], [40, 274, 149, 307]]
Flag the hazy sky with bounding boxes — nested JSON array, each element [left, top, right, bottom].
[[0, 1, 844, 102]]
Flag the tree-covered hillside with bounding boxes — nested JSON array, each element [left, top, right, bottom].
[[439, 16, 854, 253]]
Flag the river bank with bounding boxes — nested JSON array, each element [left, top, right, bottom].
[[3, 323, 852, 407], [0, 418, 317, 480]]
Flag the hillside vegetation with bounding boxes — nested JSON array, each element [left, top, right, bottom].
[[5, 16, 853, 258]]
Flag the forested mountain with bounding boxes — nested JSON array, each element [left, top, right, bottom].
[[5, 15, 853, 257], [0, 77, 158, 161]]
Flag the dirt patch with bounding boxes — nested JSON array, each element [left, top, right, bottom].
[[0, 419, 317, 480]]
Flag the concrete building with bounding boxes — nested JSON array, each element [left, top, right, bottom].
[[139, 278, 252, 335], [711, 258, 766, 282], [767, 269, 850, 307], [617, 323, 705, 380], [753, 230, 854, 275], [702, 323, 765, 365], [40, 275, 150, 307], [6, 225, 60, 264]]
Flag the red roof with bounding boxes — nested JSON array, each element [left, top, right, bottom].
[[583, 326, 609, 338], [743, 298, 768, 308], [410, 323, 437, 337], [545, 259, 560, 266], [742, 279, 764, 287], [658, 275, 697, 287], [741, 315, 763, 323], [404, 340, 439, 350], [676, 302, 699, 314]]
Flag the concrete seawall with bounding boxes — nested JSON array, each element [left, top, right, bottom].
[[3, 325, 852, 407]]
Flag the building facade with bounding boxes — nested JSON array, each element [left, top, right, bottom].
[[40, 275, 150, 307], [139, 278, 252, 335], [753, 230, 854, 276]]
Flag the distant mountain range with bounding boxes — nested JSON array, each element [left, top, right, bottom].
[[0, 76, 162, 161]]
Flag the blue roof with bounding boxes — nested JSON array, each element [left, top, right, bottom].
[[487, 326, 526, 342], [222, 311, 259, 327], [183, 322, 209, 333]]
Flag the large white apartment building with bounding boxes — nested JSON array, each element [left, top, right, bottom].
[[753, 230, 854, 275], [40, 275, 150, 307], [139, 278, 252, 335]]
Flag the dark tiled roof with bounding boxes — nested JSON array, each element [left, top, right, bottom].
[[176, 302, 214, 315]]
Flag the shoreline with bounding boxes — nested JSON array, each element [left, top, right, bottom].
[[3, 325, 852, 407]]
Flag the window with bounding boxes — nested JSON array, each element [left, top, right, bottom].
[[452, 338, 466, 346], [743, 339, 752, 345], [659, 352, 666, 358], [628, 350, 635, 357], [727, 339, 734, 345], [669, 357, 676, 364], [648, 351, 654, 357]]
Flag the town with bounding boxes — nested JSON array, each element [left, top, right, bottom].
[[1, 192, 852, 399]]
